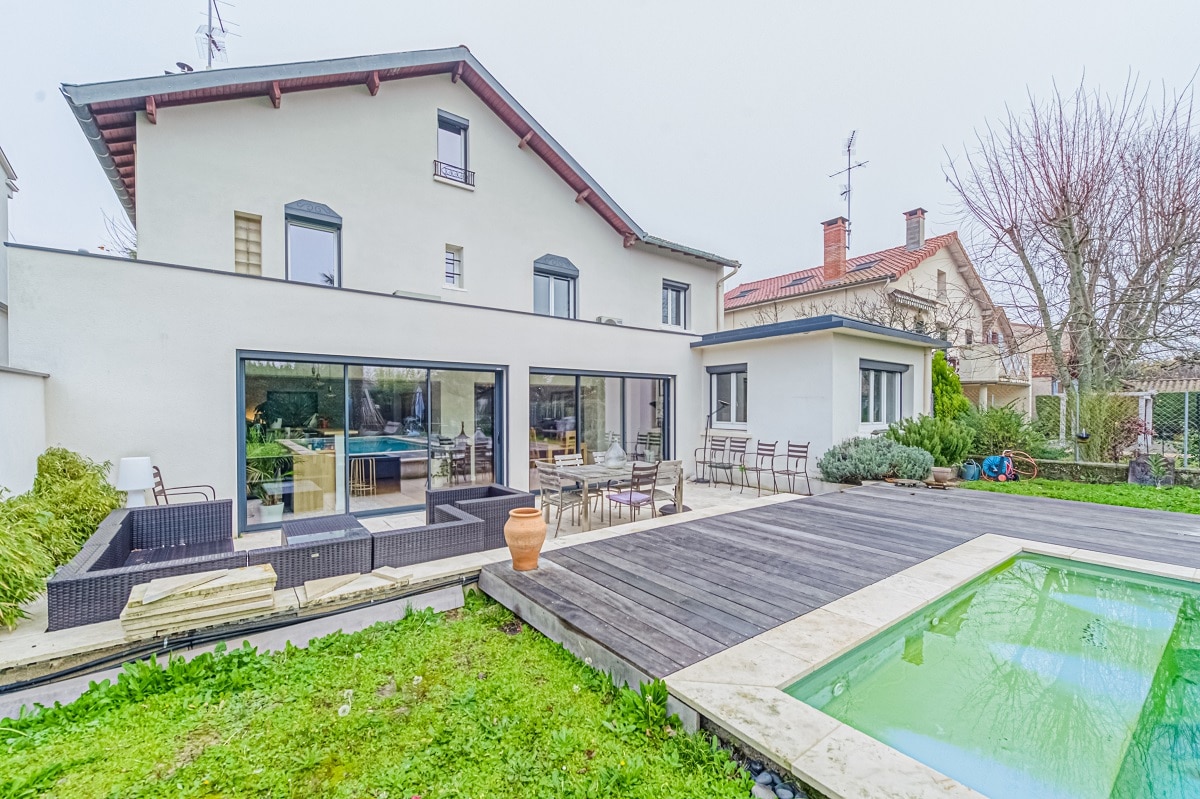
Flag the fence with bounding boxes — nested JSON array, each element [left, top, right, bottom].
[[1032, 390, 1177, 464]]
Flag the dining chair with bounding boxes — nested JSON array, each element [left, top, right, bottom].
[[536, 461, 584, 537], [742, 441, 778, 496], [710, 438, 748, 489], [606, 462, 660, 524]]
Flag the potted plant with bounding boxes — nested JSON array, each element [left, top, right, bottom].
[[885, 416, 973, 484], [246, 425, 292, 524], [429, 454, 451, 488]]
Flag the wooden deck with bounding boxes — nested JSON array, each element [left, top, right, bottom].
[[479, 484, 1200, 680]]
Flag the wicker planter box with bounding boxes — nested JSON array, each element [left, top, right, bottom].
[[424, 484, 535, 551]]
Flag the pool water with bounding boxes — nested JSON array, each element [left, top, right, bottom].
[[308, 436, 426, 455], [785, 554, 1200, 799]]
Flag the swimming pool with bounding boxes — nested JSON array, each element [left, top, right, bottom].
[[785, 554, 1200, 799], [305, 436, 427, 455]]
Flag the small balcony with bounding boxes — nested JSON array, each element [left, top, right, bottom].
[[433, 160, 475, 187], [953, 343, 1030, 385]]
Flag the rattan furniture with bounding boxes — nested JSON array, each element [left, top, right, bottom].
[[247, 514, 373, 589], [46, 500, 245, 630], [424, 483, 535, 551], [371, 504, 485, 567]]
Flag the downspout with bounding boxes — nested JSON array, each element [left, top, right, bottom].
[[715, 262, 741, 331]]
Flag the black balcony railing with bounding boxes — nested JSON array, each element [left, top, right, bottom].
[[433, 160, 476, 186]]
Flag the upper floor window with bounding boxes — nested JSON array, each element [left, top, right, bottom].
[[662, 280, 689, 328], [709, 365, 747, 427], [435, 110, 474, 186], [234, 211, 262, 276], [445, 245, 464, 289], [284, 200, 342, 287], [533, 254, 578, 319], [936, 269, 947, 300], [964, 328, 974, 345]]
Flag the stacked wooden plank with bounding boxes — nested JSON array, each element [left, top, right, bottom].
[[120, 565, 280, 638], [296, 567, 413, 610]]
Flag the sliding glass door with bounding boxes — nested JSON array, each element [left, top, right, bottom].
[[241, 355, 502, 531], [528, 371, 671, 479]]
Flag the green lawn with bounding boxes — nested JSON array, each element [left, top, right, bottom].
[[960, 477, 1200, 514], [0, 595, 750, 798]]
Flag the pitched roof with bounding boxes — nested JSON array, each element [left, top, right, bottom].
[[0, 145, 16, 194], [59, 47, 737, 268], [724, 232, 959, 311]]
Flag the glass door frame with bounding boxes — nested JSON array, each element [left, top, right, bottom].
[[528, 367, 674, 461], [238, 350, 507, 533]]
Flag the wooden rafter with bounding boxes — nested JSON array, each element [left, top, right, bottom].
[[623, 233, 638, 248], [518, 131, 534, 149], [366, 71, 380, 96], [575, 189, 591, 204], [144, 96, 157, 124], [452, 62, 464, 84], [269, 81, 281, 108]]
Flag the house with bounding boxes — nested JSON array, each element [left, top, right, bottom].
[[4, 47, 939, 530], [0, 143, 16, 364], [723, 211, 1033, 414]]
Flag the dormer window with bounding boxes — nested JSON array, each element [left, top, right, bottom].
[[284, 200, 342, 287], [434, 110, 474, 186]]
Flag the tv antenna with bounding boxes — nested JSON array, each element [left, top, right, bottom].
[[828, 131, 868, 243], [195, 0, 239, 69]]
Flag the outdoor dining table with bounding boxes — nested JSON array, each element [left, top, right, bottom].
[[555, 461, 684, 532]]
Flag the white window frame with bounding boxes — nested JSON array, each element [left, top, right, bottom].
[[533, 271, 576, 319], [859, 367, 903, 430], [444, 245, 464, 289], [285, 220, 341, 287], [662, 280, 689, 328], [710, 369, 748, 429]]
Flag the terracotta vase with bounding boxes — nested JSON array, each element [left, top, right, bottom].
[[504, 507, 547, 571], [930, 466, 955, 484]]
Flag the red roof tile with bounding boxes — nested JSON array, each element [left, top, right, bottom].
[[724, 232, 960, 311]]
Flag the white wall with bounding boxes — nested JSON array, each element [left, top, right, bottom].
[[0, 365, 47, 495], [133, 75, 719, 333], [8, 247, 706, 521], [698, 330, 934, 463]]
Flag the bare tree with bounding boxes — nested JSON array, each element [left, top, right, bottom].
[[98, 210, 137, 258], [946, 77, 1200, 392]]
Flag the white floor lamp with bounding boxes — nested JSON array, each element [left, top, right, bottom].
[[116, 457, 155, 507]]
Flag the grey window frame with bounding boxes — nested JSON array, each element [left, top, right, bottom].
[[533, 255, 579, 320], [437, 110, 469, 170], [662, 280, 689, 328], [284, 200, 343, 288], [707, 365, 748, 428], [859, 360, 907, 425]]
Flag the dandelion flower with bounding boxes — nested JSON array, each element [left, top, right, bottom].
[[338, 704, 351, 717], [354, 652, 363, 659], [412, 675, 423, 686], [343, 689, 354, 701]]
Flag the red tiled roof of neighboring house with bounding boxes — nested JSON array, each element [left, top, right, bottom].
[[1030, 352, 1058, 378], [724, 232, 959, 311]]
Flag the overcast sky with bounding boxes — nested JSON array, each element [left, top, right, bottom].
[[3, 1, 1198, 285]]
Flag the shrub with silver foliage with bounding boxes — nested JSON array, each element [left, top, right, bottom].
[[817, 436, 934, 484]]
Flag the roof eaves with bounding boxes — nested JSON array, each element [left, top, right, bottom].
[[637, 234, 739, 269], [60, 92, 135, 222], [691, 313, 948, 349], [0, 145, 16, 187], [726, 274, 892, 310]]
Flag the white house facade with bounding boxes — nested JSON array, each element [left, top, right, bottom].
[[5, 47, 941, 528]]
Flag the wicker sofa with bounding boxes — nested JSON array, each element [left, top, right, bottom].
[[424, 484, 535, 551], [46, 500, 245, 631], [372, 505, 485, 568]]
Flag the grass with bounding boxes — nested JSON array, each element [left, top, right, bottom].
[[960, 477, 1200, 514], [0, 595, 750, 798]]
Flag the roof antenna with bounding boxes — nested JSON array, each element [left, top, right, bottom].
[[828, 131, 868, 247], [195, 0, 238, 69]]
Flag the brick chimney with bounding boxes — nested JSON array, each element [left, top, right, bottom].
[[822, 217, 849, 282], [904, 208, 926, 251]]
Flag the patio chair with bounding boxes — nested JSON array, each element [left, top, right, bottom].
[[152, 466, 216, 506], [631, 432, 650, 460], [651, 460, 684, 510], [555, 452, 603, 511], [775, 442, 812, 495], [694, 435, 729, 483], [710, 438, 748, 489], [606, 462, 660, 524], [473, 442, 493, 480], [742, 441, 779, 496], [537, 462, 584, 537]]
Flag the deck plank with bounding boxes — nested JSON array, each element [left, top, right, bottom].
[[482, 485, 1200, 678]]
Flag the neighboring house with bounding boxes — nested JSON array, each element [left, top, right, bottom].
[[724, 210, 1033, 414], [4, 47, 938, 526]]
